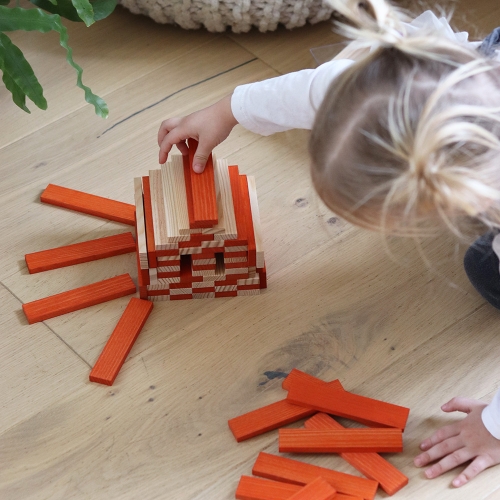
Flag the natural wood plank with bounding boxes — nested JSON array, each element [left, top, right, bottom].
[[134, 177, 148, 268]]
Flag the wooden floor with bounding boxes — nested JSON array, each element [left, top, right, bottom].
[[1, 1, 500, 498]]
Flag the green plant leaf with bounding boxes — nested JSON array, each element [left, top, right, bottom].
[[91, 0, 116, 21], [2, 70, 30, 112], [0, 6, 108, 117], [0, 0, 11, 5], [29, 0, 116, 22], [29, 0, 82, 21], [70, 0, 94, 26], [0, 32, 47, 110]]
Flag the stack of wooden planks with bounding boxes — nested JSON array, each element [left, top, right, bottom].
[[22, 143, 268, 385], [135, 139, 267, 301], [230, 369, 410, 499]]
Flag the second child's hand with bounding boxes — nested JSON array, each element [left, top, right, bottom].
[[158, 94, 238, 172], [414, 397, 500, 487]]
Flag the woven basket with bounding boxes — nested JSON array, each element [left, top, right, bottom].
[[118, 0, 334, 33]]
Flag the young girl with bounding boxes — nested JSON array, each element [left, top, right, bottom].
[[157, 0, 500, 487]]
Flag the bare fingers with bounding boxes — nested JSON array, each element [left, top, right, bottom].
[[416, 422, 461, 456], [452, 455, 495, 487]]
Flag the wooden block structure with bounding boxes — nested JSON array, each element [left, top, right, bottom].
[[134, 141, 267, 301]]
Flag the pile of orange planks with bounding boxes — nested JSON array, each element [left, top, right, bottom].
[[230, 369, 410, 499], [135, 139, 267, 301]]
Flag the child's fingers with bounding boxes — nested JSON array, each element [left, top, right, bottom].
[[158, 118, 181, 146], [452, 455, 495, 487], [192, 142, 213, 173], [423, 446, 474, 479], [441, 397, 477, 414], [418, 422, 460, 452], [415, 434, 463, 466], [176, 141, 189, 156], [159, 129, 188, 164]]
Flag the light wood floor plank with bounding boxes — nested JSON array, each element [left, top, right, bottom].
[[0, 7, 220, 149]]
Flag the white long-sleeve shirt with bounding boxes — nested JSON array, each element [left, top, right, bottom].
[[231, 11, 500, 439]]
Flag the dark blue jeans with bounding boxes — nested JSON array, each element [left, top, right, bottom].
[[464, 233, 500, 310]]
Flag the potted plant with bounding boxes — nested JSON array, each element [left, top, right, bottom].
[[0, 0, 117, 117]]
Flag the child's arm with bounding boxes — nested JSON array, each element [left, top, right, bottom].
[[414, 396, 500, 487], [158, 59, 354, 171], [158, 94, 237, 172]]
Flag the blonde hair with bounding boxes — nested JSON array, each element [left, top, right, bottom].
[[310, 0, 500, 238]]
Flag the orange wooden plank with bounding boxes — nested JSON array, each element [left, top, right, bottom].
[[289, 477, 336, 500], [40, 184, 135, 225], [239, 175, 257, 267], [25, 233, 136, 273], [142, 176, 158, 268], [187, 138, 218, 228], [89, 298, 153, 385], [235, 476, 301, 500], [252, 452, 378, 500], [305, 413, 408, 496], [235, 476, 361, 500], [228, 165, 247, 241], [258, 267, 267, 289], [228, 400, 316, 442], [282, 368, 339, 391], [22, 274, 136, 324], [228, 375, 345, 442], [286, 371, 409, 430], [279, 428, 403, 453]]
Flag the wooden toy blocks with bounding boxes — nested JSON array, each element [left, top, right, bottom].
[[89, 298, 153, 385], [136, 141, 266, 301]]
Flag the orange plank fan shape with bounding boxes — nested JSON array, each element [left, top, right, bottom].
[[22, 142, 267, 385]]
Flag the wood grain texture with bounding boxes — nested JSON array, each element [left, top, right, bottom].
[[279, 428, 404, 454], [228, 399, 316, 442], [134, 177, 148, 269], [286, 372, 410, 430], [41, 184, 136, 225], [253, 452, 378, 500], [187, 138, 218, 228], [235, 476, 302, 500], [239, 175, 257, 267], [288, 477, 336, 500], [3, 2, 500, 499], [89, 298, 153, 385], [215, 158, 238, 239], [25, 232, 136, 273], [305, 413, 408, 496], [161, 155, 191, 241], [142, 176, 158, 268], [247, 176, 265, 269], [22, 274, 137, 324]]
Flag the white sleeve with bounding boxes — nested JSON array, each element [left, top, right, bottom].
[[231, 59, 354, 136], [482, 389, 500, 440]]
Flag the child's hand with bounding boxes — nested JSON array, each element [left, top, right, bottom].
[[414, 397, 500, 487], [158, 94, 238, 172]]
